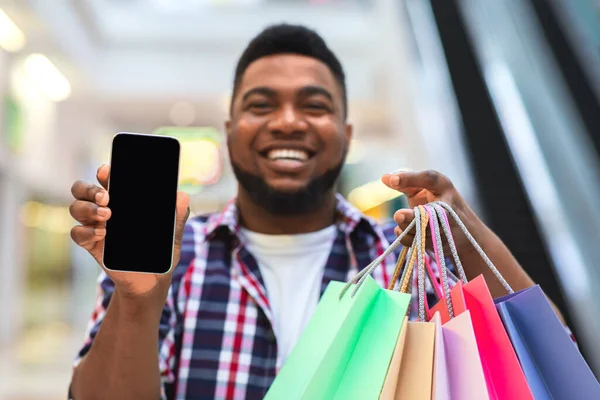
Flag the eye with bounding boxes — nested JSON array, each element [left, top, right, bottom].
[[250, 102, 270, 108], [304, 103, 330, 112], [247, 102, 274, 113]]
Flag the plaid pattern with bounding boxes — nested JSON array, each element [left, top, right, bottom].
[[74, 194, 571, 399]]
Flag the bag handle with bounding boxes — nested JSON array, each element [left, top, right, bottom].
[[423, 205, 448, 299], [423, 204, 454, 320], [430, 204, 468, 284], [345, 204, 448, 321], [416, 205, 429, 322], [387, 246, 408, 291], [433, 201, 514, 294], [388, 224, 444, 300], [339, 200, 514, 302], [339, 218, 417, 299], [398, 205, 429, 295]]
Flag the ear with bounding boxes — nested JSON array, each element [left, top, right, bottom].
[[344, 122, 353, 144]]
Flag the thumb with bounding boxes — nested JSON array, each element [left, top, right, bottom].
[[174, 191, 191, 246]]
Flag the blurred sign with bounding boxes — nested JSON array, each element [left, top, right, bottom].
[[153, 126, 223, 194]]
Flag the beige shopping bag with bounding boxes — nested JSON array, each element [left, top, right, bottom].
[[380, 319, 435, 400], [380, 317, 408, 398]]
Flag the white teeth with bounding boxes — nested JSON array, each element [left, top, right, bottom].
[[267, 149, 309, 161]]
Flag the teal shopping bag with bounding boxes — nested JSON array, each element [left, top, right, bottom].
[[264, 275, 410, 400]]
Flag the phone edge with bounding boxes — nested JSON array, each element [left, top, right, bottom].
[[101, 132, 181, 275]]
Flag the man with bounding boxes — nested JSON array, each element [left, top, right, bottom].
[[68, 24, 559, 399]]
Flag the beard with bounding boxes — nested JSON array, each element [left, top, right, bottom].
[[230, 159, 345, 216]]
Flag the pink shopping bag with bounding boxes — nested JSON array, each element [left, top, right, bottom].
[[430, 276, 532, 399], [437, 310, 489, 400]]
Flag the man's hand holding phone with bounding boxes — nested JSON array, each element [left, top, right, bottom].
[[69, 164, 190, 300]]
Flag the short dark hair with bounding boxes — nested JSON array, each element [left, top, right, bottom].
[[231, 23, 347, 117]]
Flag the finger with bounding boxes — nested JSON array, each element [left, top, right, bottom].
[[174, 191, 191, 248], [394, 209, 415, 231], [97, 164, 110, 190], [70, 225, 106, 249], [69, 200, 111, 224], [382, 170, 452, 196], [71, 180, 109, 206], [394, 226, 415, 247]]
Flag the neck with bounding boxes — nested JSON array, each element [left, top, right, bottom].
[[236, 188, 338, 234]]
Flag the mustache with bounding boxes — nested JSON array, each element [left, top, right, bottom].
[[229, 159, 345, 216]]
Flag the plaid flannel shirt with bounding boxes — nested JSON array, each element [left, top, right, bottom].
[[74, 194, 571, 399]]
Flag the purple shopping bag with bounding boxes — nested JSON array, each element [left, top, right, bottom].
[[495, 285, 600, 399]]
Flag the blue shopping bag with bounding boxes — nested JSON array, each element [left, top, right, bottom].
[[495, 285, 600, 400]]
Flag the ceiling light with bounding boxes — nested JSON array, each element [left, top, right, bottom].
[[0, 8, 26, 52], [23, 54, 71, 102]]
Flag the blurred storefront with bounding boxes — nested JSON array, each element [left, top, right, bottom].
[[0, 37, 94, 397]]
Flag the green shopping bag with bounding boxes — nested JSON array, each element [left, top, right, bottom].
[[264, 275, 410, 400]]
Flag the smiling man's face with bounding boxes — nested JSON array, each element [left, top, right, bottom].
[[226, 53, 352, 215]]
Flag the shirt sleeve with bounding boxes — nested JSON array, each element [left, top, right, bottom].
[[72, 271, 179, 400]]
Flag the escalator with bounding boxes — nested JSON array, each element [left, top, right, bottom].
[[400, 0, 600, 374]]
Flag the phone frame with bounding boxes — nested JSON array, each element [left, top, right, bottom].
[[101, 131, 181, 275]]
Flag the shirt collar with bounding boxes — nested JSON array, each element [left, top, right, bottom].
[[203, 193, 380, 239]]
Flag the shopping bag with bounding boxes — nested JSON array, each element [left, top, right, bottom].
[[495, 300, 552, 400], [264, 274, 410, 400], [423, 203, 532, 399], [380, 317, 409, 399], [495, 285, 600, 399], [431, 312, 450, 400], [390, 321, 435, 399], [441, 310, 490, 399], [449, 276, 532, 399], [334, 287, 410, 400]]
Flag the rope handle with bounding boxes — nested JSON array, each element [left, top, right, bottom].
[[339, 218, 417, 299], [387, 246, 408, 291], [423, 204, 454, 319], [423, 205, 447, 299], [434, 201, 513, 294], [339, 200, 514, 304]]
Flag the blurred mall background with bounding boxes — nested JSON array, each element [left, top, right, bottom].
[[1, 0, 600, 398]]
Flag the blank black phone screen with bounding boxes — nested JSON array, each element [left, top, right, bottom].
[[103, 133, 180, 274]]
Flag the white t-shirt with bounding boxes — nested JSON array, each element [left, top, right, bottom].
[[238, 225, 337, 367]]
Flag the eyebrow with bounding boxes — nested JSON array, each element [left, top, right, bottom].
[[240, 85, 334, 103], [298, 85, 334, 102], [241, 86, 277, 103]]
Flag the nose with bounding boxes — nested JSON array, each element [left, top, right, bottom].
[[267, 104, 308, 135]]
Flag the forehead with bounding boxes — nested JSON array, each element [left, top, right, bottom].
[[237, 54, 341, 97]]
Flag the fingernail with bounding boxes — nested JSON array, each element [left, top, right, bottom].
[[95, 192, 105, 204], [390, 175, 400, 187], [97, 207, 109, 217]]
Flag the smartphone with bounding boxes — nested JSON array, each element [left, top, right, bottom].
[[103, 132, 180, 274]]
